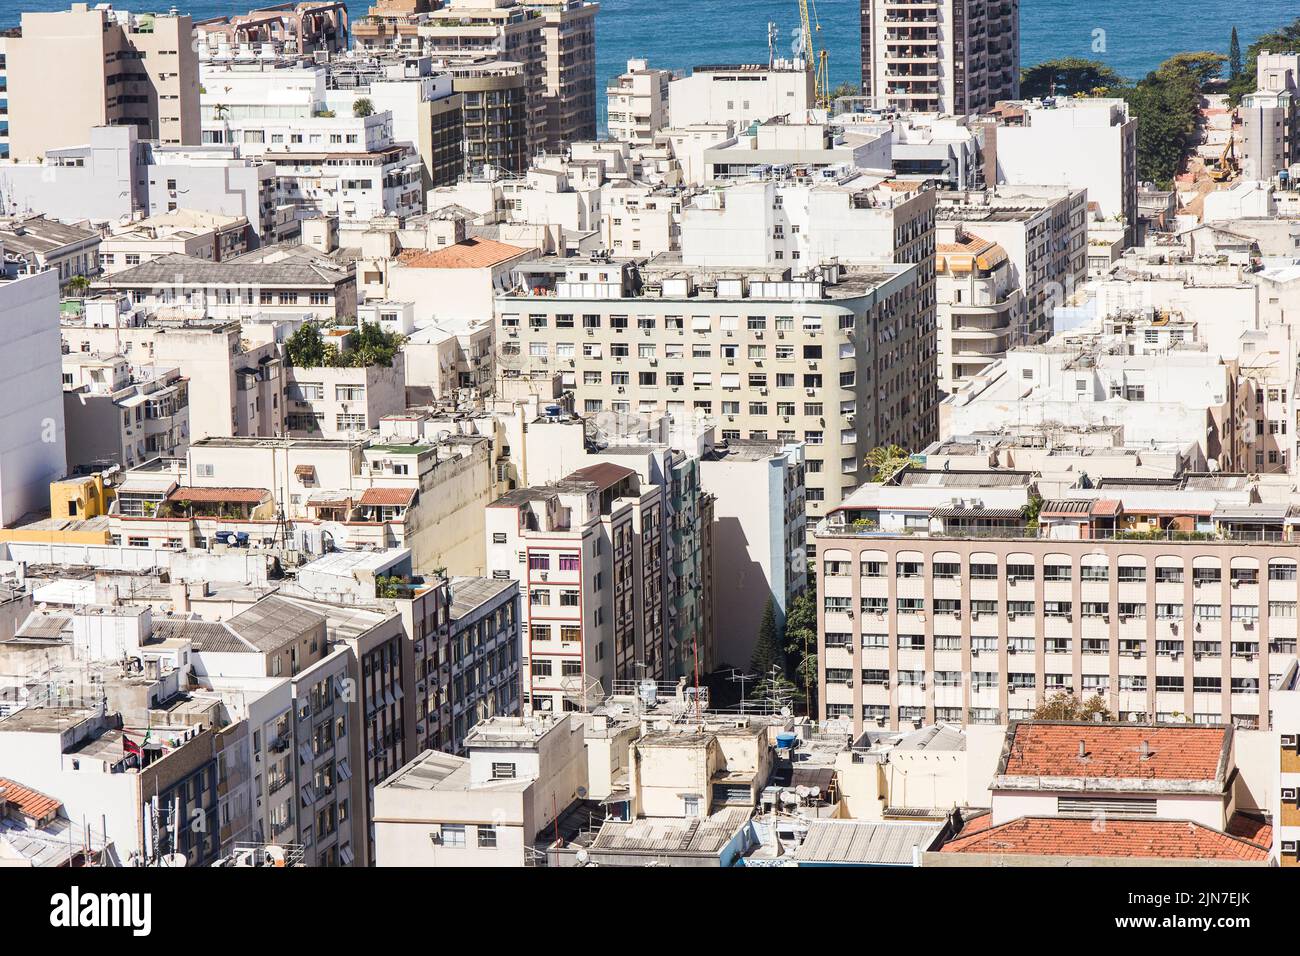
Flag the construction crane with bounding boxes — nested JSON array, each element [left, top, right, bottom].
[[797, 0, 831, 110]]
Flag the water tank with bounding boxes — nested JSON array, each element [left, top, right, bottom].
[[638, 679, 657, 707], [775, 732, 799, 751]]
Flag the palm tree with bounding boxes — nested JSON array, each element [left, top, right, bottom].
[[353, 97, 375, 118], [67, 275, 90, 298], [863, 444, 911, 483]]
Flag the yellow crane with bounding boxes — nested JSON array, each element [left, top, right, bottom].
[[797, 0, 831, 110]]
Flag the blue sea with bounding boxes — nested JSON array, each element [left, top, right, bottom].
[[6, 0, 1297, 129]]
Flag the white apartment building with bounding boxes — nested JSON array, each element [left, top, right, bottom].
[[495, 250, 931, 524], [991, 98, 1137, 246], [937, 186, 1088, 348], [668, 63, 814, 133], [860, 0, 1020, 114], [607, 58, 672, 146], [701, 119, 893, 182], [284, 363, 406, 440], [1239, 52, 1300, 182], [941, 339, 1242, 471], [61, 353, 190, 471], [374, 713, 587, 867], [0, 267, 67, 526], [935, 226, 1024, 396]]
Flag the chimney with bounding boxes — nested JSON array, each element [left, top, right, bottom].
[[1139, 739, 1152, 760], [1077, 739, 1087, 760], [170, 582, 191, 614]]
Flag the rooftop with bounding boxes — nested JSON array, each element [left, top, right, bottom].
[[998, 721, 1231, 788], [792, 819, 944, 865], [939, 813, 1269, 862], [398, 237, 528, 269]]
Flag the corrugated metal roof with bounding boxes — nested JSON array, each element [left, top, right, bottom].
[[792, 819, 942, 864], [589, 807, 751, 856]]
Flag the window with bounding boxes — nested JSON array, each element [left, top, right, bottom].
[[491, 762, 516, 780], [477, 826, 498, 848], [440, 825, 466, 848]]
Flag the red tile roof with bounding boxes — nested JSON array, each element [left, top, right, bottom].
[[1000, 722, 1229, 782], [1226, 813, 1272, 847], [0, 778, 62, 821], [940, 816, 1269, 862], [358, 486, 416, 507], [565, 462, 636, 492], [167, 486, 270, 504], [399, 237, 527, 269]]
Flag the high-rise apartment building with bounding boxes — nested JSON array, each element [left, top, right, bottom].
[[2, 4, 200, 161], [860, 0, 1019, 115], [495, 249, 932, 526], [486, 464, 670, 715], [527, 0, 599, 148]]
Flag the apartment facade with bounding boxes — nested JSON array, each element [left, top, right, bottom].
[[1239, 52, 1300, 182], [496, 251, 932, 524], [2, 4, 200, 161], [936, 187, 1088, 348], [0, 268, 67, 527], [486, 464, 668, 714], [815, 486, 1298, 736], [421, 0, 547, 158], [528, 0, 599, 148], [607, 58, 672, 147], [935, 227, 1023, 396], [860, 0, 1020, 114]]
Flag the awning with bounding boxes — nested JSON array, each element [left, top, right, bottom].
[[930, 507, 1023, 520], [167, 486, 269, 505]]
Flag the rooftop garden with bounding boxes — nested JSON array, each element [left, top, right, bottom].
[[284, 321, 405, 369]]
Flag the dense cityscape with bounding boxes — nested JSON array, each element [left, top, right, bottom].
[[0, 0, 1294, 895]]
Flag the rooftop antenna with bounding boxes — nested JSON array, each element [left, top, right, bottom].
[[767, 21, 779, 69]]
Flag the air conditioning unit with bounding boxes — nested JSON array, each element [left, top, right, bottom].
[[1008, 645, 1018, 654], [1007, 612, 1016, 621]]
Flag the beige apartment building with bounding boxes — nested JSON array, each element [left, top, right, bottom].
[[527, 0, 599, 148], [495, 253, 931, 524], [3, 4, 200, 161], [815, 472, 1299, 737]]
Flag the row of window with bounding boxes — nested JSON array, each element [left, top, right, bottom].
[[825, 705, 1260, 727], [503, 314, 837, 333], [824, 632, 1286, 656], [829, 559, 1297, 582], [826, 668, 1263, 693], [829, 596, 1293, 619]]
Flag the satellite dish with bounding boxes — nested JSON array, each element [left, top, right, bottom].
[[780, 706, 792, 718], [575, 848, 589, 865], [576, 785, 588, 799]]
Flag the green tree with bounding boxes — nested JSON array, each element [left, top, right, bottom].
[[783, 581, 817, 713], [1229, 27, 1242, 80], [749, 596, 785, 679], [66, 275, 90, 297], [353, 97, 375, 118], [1116, 52, 1224, 189], [1227, 17, 1300, 104], [1032, 691, 1115, 722], [863, 444, 910, 483], [1156, 51, 1227, 87], [284, 321, 327, 367], [1019, 57, 1123, 98]]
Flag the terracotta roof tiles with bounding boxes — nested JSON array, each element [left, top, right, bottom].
[[940, 816, 1269, 862], [0, 778, 62, 821], [398, 237, 527, 270], [1000, 722, 1229, 782]]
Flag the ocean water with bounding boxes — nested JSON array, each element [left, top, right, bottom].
[[5, 0, 1298, 128]]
